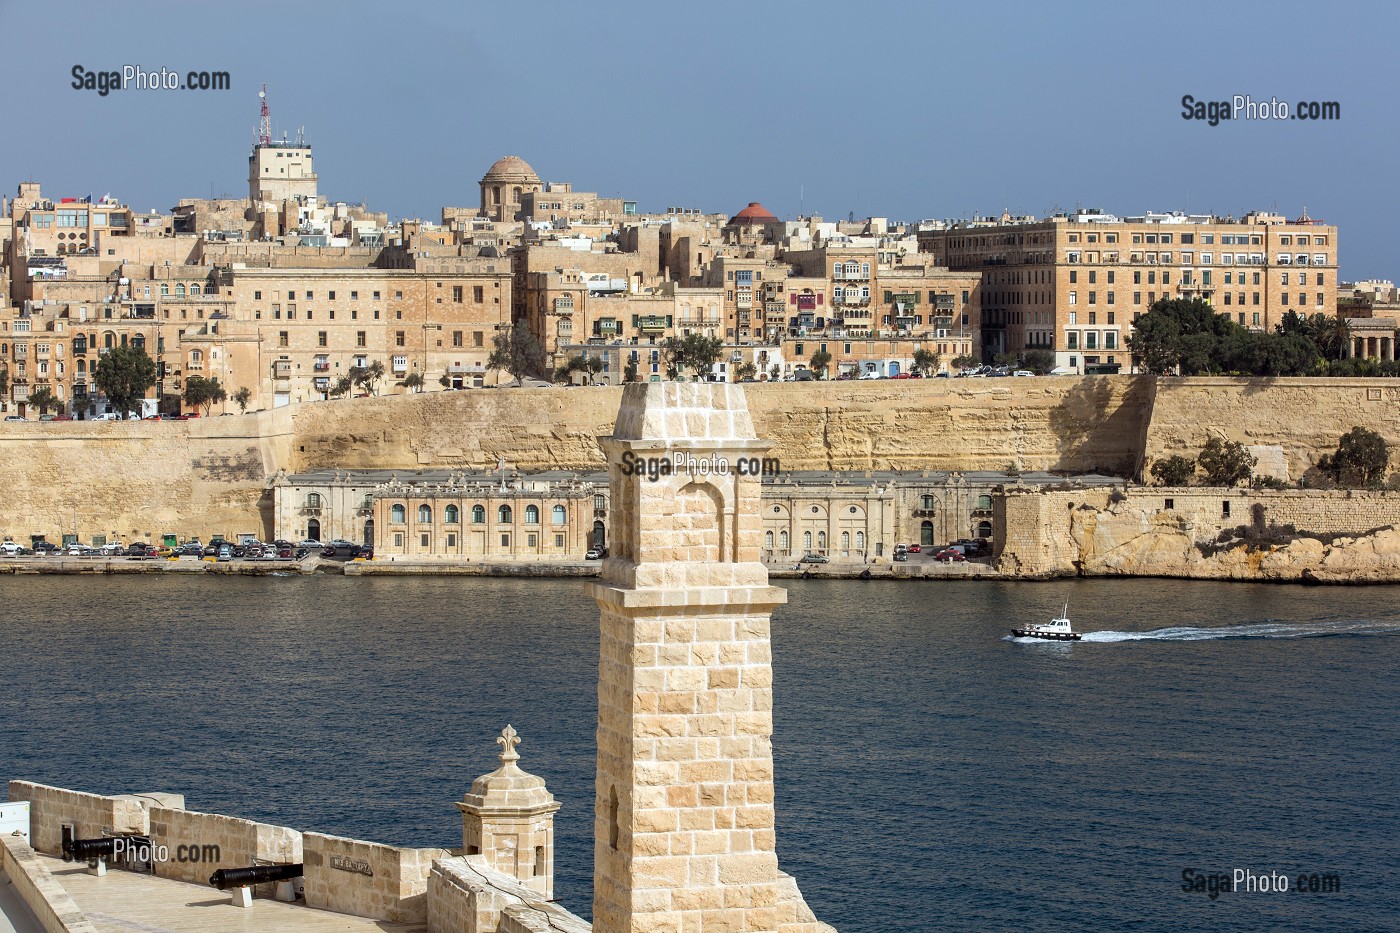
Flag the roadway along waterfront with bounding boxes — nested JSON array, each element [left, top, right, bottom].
[[1, 576, 1397, 931]]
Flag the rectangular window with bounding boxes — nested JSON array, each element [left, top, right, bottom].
[[278, 331, 288, 347], [395, 331, 406, 347], [356, 331, 367, 347], [453, 286, 463, 302], [474, 331, 484, 347], [447, 533, 457, 547], [500, 534, 510, 548], [555, 534, 564, 548], [317, 331, 327, 347], [474, 286, 485, 302], [452, 330, 463, 347]]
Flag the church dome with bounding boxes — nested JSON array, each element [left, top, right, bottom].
[[482, 155, 540, 183], [729, 201, 779, 225]]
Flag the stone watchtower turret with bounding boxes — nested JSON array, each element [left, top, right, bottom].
[[455, 725, 561, 900], [589, 383, 833, 933]]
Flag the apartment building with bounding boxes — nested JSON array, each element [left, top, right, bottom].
[[919, 209, 1338, 372]]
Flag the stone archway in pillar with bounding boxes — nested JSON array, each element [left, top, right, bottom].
[[676, 481, 726, 562]]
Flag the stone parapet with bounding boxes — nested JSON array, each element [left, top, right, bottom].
[[302, 831, 449, 924]]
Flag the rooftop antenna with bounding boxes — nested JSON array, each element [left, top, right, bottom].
[[258, 85, 271, 146]]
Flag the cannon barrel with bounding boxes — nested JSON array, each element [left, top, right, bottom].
[[209, 863, 303, 890], [64, 837, 120, 860]]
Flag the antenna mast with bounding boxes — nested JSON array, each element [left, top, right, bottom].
[[258, 84, 270, 146]]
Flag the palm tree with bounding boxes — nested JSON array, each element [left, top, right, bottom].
[[398, 371, 425, 393]]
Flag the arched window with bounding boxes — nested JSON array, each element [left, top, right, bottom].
[[190, 284, 201, 296], [417, 504, 432, 523], [818, 531, 827, 551], [844, 262, 858, 276], [856, 531, 865, 551], [803, 531, 812, 551], [765, 530, 774, 549], [445, 505, 459, 524], [976, 494, 992, 510], [130, 335, 145, 349], [498, 505, 513, 523], [305, 493, 322, 509], [552, 504, 567, 525], [191, 349, 202, 363], [160, 284, 169, 296], [525, 505, 540, 524], [390, 504, 406, 524], [920, 494, 936, 510], [780, 530, 789, 551], [472, 504, 486, 523], [103, 332, 116, 349], [175, 284, 186, 297], [841, 531, 850, 552], [977, 521, 993, 539]]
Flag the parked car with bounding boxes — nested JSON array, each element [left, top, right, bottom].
[[798, 553, 828, 564], [298, 539, 322, 548], [321, 541, 362, 559], [66, 544, 91, 556], [585, 547, 604, 560], [791, 370, 816, 382], [217, 545, 232, 561], [858, 371, 882, 380], [272, 539, 294, 550], [3, 415, 25, 422], [890, 373, 912, 380], [934, 548, 967, 563], [893, 552, 909, 562], [276, 546, 295, 559], [907, 544, 922, 553], [124, 543, 152, 558], [180, 543, 204, 557], [0, 541, 22, 556], [1013, 370, 1035, 377], [202, 545, 218, 557], [153, 546, 175, 558], [934, 371, 951, 378], [357, 546, 373, 560], [32, 541, 60, 556]]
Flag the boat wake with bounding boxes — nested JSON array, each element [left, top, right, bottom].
[[1077, 619, 1400, 642]]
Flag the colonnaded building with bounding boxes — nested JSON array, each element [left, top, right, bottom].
[[272, 467, 1118, 560]]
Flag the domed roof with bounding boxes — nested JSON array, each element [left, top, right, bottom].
[[482, 155, 540, 182], [729, 201, 779, 225]]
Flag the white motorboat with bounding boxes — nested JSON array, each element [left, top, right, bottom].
[[1011, 601, 1081, 641]]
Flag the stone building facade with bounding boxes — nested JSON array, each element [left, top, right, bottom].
[[277, 467, 1119, 560], [919, 209, 1339, 371]]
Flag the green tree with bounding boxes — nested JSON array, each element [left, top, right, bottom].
[[556, 354, 605, 385], [353, 360, 386, 395], [438, 373, 453, 389], [623, 357, 639, 383], [0, 367, 9, 401], [734, 361, 757, 381], [663, 334, 723, 381], [487, 322, 547, 385], [27, 385, 58, 416], [1197, 437, 1255, 486], [92, 345, 157, 418], [1317, 426, 1390, 487], [768, 364, 781, 382], [951, 354, 978, 372], [330, 374, 354, 398], [809, 349, 832, 379], [992, 351, 1019, 367], [1022, 349, 1056, 375], [1128, 298, 1237, 375], [183, 375, 227, 415], [233, 386, 252, 413], [912, 348, 940, 376], [397, 371, 425, 393], [1150, 455, 1196, 486]]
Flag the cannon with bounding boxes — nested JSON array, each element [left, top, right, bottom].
[[63, 836, 151, 862], [209, 863, 303, 890]]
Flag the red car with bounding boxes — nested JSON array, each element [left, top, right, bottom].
[[890, 373, 912, 379], [934, 548, 967, 562], [907, 544, 922, 553]]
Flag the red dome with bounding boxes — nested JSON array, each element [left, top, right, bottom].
[[729, 201, 779, 225]]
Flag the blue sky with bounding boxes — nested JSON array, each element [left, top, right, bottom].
[[1, 0, 1392, 276]]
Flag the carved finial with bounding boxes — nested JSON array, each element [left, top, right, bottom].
[[497, 724, 521, 764]]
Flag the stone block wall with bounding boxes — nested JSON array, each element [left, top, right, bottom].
[[0, 832, 101, 933], [6, 781, 150, 857], [302, 831, 449, 924], [146, 805, 300, 887], [428, 855, 590, 933]]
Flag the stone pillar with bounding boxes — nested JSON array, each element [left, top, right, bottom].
[[456, 725, 561, 900], [590, 383, 832, 933]]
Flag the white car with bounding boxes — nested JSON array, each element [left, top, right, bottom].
[[0, 541, 21, 556], [858, 371, 882, 380], [1013, 370, 1035, 377]]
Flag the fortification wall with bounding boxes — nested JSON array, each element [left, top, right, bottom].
[[1143, 377, 1400, 481], [2, 376, 1398, 544], [995, 485, 1400, 582], [146, 806, 300, 887]]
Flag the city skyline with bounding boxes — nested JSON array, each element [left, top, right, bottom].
[[0, 0, 1390, 276]]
